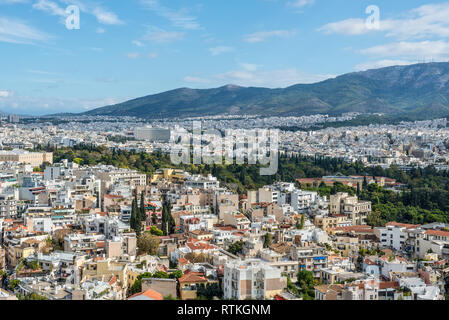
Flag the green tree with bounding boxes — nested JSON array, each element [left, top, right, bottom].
[[296, 270, 316, 300], [140, 191, 146, 222], [299, 214, 305, 230], [263, 233, 273, 248], [366, 210, 383, 227], [227, 241, 244, 255], [151, 211, 157, 225], [170, 270, 183, 279], [149, 225, 164, 236], [137, 233, 160, 255], [161, 202, 175, 235]]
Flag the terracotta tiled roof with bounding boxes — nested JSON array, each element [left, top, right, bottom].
[[179, 270, 207, 284], [104, 194, 123, 199], [314, 284, 343, 294], [186, 240, 216, 251], [378, 281, 399, 290], [386, 221, 420, 229], [109, 275, 117, 285], [128, 288, 164, 300], [425, 229, 449, 237], [364, 259, 377, 265], [334, 225, 373, 232]]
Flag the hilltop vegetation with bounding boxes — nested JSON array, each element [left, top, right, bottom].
[[72, 62, 449, 121]]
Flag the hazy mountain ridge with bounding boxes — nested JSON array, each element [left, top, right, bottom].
[[78, 62, 449, 119]]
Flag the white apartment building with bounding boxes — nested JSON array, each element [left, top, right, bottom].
[[184, 174, 220, 190], [377, 222, 420, 251], [291, 190, 318, 212], [0, 195, 17, 218], [223, 259, 285, 300]]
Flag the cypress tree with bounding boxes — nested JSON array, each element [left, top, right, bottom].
[[130, 197, 137, 231], [161, 204, 168, 236], [140, 191, 146, 221]]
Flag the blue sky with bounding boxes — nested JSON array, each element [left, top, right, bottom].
[[0, 0, 448, 115]]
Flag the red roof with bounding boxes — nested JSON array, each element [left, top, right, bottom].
[[334, 225, 373, 232], [425, 229, 449, 237], [386, 221, 420, 229], [186, 240, 216, 251], [364, 259, 377, 265], [178, 270, 207, 284], [378, 281, 400, 290], [128, 288, 164, 300]]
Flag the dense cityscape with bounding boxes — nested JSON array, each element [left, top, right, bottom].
[[3, 1, 449, 314], [1, 113, 449, 301]]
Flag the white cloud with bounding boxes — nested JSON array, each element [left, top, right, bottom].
[[354, 59, 417, 71], [215, 68, 333, 87], [142, 26, 185, 43], [184, 76, 211, 84], [126, 52, 158, 59], [360, 40, 449, 60], [319, 3, 449, 40], [0, 0, 29, 4], [36, 0, 125, 26], [140, 0, 201, 30], [92, 7, 124, 25], [239, 63, 259, 71], [132, 40, 145, 47], [288, 0, 315, 8], [127, 52, 141, 59], [32, 0, 66, 17], [184, 65, 335, 88], [318, 18, 372, 36], [209, 46, 235, 56], [244, 29, 296, 43], [0, 92, 126, 115], [0, 90, 12, 98], [0, 17, 51, 44]]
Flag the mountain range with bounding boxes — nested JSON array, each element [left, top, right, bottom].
[[75, 62, 449, 120]]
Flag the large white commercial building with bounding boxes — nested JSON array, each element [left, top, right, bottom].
[[135, 127, 171, 142]]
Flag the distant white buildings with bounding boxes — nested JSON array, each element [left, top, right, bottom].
[[134, 127, 171, 142]]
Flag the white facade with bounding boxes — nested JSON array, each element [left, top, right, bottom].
[[378, 225, 408, 251], [223, 259, 283, 300]]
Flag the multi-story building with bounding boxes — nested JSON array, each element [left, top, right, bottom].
[[377, 222, 421, 252], [314, 215, 352, 233], [98, 167, 147, 187], [0, 195, 17, 218], [150, 168, 186, 184], [134, 127, 171, 142], [0, 247, 5, 269], [290, 244, 328, 278], [64, 233, 106, 255], [0, 150, 53, 166], [330, 193, 371, 225], [184, 174, 220, 190], [223, 259, 285, 300]]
